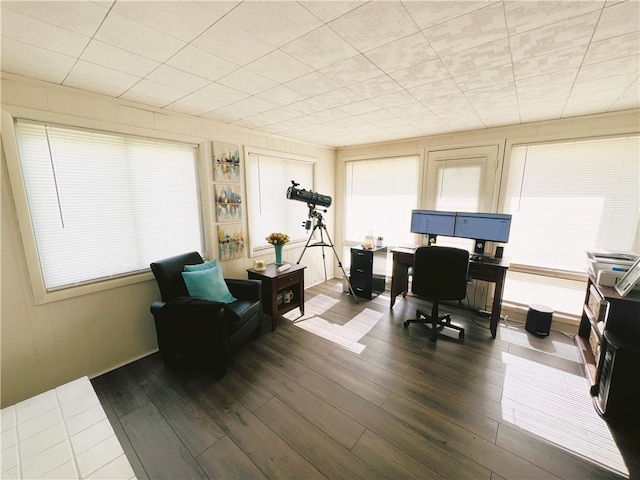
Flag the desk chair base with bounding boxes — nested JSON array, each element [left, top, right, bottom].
[[403, 308, 465, 342]]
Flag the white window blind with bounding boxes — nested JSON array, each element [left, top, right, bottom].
[[15, 120, 203, 290], [427, 156, 486, 249], [344, 156, 420, 246], [504, 135, 640, 273], [245, 150, 314, 253]]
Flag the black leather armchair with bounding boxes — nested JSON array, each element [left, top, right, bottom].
[[403, 246, 469, 342], [150, 251, 262, 377]]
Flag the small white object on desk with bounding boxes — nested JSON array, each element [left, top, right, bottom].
[[277, 263, 291, 272]]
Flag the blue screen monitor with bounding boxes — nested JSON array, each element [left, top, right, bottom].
[[454, 212, 512, 254], [410, 210, 456, 244]]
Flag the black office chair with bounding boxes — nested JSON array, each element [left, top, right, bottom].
[[403, 246, 469, 342]]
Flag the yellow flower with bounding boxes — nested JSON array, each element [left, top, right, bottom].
[[265, 232, 290, 245]]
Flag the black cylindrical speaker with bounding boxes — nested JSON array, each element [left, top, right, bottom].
[[525, 304, 553, 336]]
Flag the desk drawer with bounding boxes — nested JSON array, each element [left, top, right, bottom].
[[277, 271, 301, 290], [468, 262, 494, 281]]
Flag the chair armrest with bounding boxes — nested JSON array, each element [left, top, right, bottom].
[[225, 278, 262, 302], [150, 300, 166, 315]]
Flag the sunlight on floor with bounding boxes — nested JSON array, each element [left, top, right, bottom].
[[501, 351, 629, 478]]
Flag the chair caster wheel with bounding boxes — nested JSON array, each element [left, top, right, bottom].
[[403, 321, 409, 328]]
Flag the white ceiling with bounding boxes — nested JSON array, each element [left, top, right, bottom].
[[1, 1, 639, 148]]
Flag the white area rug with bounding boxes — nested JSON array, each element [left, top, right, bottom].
[[284, 294, 383, 353]]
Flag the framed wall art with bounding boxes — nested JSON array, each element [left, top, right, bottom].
[[215, 184, 242, 223], [218, 223, 244, 261], [212, 142, 240, 182]]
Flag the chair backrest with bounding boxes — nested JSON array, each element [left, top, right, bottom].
[[150, 251, 204, 301], [411, 246, 469, 301]]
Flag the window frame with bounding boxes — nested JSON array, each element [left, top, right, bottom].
[[2, 106, 209, 304]]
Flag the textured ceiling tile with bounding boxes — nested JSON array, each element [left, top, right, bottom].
[[166, 45, 239, 82], [320, 55, 383, 87], [329, 2, 419, 52], [408, 77, 463, 102], [403, 1, 492, 30], [517, 70, 577, 101], [509, 11, 600, 61], [592, 0, 640, 41], [365, 32, 438, 73], [424, 3, 508, 57], [576, 56, 639, 84], [194, 82, 249, 109], [504, 0, 604, 35], [512, 45, 586, 80], [282, 26, 359, 70], [120, 79, 189, 107], [313, 87, 364, 109], [368, 90, 416, 109], [112, 1, 233, 42], [285, 71, 341, 97], [94, 11, 185, 62], [164, 93, 227, 116], [347, 75, 403, 98], [0, 37, 75, 84], [146, 65, 211, 92], [455, 63, 514, 92], [217, 68, 278, 95], [226, 1, 323, 47], [300, 1, 366, 23], [336, 99, 380, 116], [442, 38, 511, 76], [246, 50, 313, 84], [572, 73, 638, 97], [583, 32, 640, 65], [2, 0, 109, 36], [2, 8, 90, 57], [215, 96, 279, 119], [388, 59, 451, 89], [255, 85, 308, 107], [191, 18, 274, 65], [64, 60, 139, 97], [81, 40, 160, 78]]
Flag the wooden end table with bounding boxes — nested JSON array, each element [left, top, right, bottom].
[[247, 263, 306, 331]]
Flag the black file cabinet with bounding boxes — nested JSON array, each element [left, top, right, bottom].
[[349, 246, 386, 300], [596, 330, 640, 423]]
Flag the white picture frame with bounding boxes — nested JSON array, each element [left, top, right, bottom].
[[614, 257, 640, 297]]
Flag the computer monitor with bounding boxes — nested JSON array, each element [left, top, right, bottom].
[[454, 212, 512, 255], [410, 210, 456, 245]]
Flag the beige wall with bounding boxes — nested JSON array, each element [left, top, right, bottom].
[[0, 74, 336, 407]]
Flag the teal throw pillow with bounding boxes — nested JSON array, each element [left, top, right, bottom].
[[182, 266, 236, 304], [184, 258, 217, 272]]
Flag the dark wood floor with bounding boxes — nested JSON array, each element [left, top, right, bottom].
[[92, 279, 639, 480]]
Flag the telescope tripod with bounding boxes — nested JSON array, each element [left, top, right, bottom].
[[297, 209, 359, 304]]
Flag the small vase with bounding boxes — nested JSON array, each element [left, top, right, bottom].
[[274, 244, 283, 265]]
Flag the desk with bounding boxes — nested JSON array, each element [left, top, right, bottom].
[[390, 247, 510, 338], [247, 263, 306, 331]]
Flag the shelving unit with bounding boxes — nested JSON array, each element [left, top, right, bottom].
[[575, 276, 640, 421]]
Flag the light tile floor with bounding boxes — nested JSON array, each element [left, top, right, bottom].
[[1, 377, 135, 479]]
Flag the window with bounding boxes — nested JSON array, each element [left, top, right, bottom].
[[426, 146, 496, 250], [502, 135, 640, 317], [13, 120, 203, 292], [344, 155, 420, 247], [245, 148, 315, 255], [504, 135, 640, 273]]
